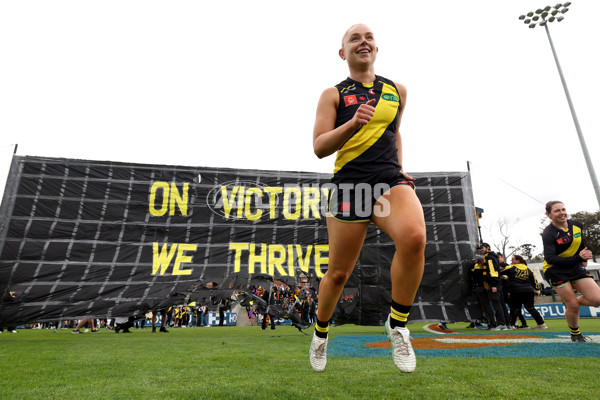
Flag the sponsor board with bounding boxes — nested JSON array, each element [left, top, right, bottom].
[[206, 312, 237, 326], [523, 303, 600, 319], [257, 315, 293, 326]]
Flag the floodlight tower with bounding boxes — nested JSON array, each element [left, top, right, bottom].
[[519, 3, 600, 208]]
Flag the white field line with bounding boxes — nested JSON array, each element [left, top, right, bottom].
[[434, 335, 600, 344]]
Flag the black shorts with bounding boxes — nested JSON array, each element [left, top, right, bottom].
[[327, 175, 415, 222], [543, 264, 593, 288]]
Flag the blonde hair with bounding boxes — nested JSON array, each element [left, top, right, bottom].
[[341, 24, 371, 47]]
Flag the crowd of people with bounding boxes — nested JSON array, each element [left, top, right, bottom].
[[250, 284, 317, 329], [469, 243, 547, 331], [71, 300, 232, 334], [1, 301, 222, 334], [2, 284, 320, 335]]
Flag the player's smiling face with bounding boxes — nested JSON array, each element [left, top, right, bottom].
[[548, 202, 567, 225], [340, 24, 377, 65]]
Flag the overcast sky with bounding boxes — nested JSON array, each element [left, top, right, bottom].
[[1, 0, 599, 256]]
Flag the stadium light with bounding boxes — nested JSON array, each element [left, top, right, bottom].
[[519, 3, 600, 209]]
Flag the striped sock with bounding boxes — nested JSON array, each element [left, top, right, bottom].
[[390, 302, 411, 329], [315, 319, 329, 339], [569, 326, 581, 336]]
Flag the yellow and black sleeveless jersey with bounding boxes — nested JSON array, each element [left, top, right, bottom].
[[542, 219, 586, 273], [500, 264, 539, 293], [332, 75, 401, 185]]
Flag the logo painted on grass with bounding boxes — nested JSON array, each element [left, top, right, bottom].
[[328, 332, 600, 358]]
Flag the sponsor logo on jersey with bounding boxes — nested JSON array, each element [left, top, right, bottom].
[[574, 232, 581, 238], [381, 93, 399, 102], [344, 95, 358, 107], [340, 202, 351, 212]]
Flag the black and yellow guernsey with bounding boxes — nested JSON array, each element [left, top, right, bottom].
[[500, 264, 539, 293], [542, 219, 586, 273], [332, 75, 401, 185]]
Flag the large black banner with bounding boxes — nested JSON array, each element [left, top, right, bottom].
[[0, 156, 481, 325]]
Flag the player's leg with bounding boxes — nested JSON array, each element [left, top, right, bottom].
[[317, 217, 369, 321], [372, 185, 425, 321], [554, 282, 584, 341], [573, 277, 600, 307], [310, 217, 368, 371], [372, 184, 425, 372], [571, 278, 600, 340]]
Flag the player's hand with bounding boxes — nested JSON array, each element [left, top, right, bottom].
[[579, 247, 593, 260], [352, 99, 376, 129]]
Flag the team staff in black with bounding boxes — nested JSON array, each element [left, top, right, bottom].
[[492, 252, 510, 327], [500, 254, 547, 329], [498, 253, 527, 328], [470, 256, 497, 328], [478, 243, 508, 330], [310, 24, 425, 373], [542, 201, 600, 342]]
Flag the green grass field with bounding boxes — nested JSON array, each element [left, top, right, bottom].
[[2, 319, 600, 400]]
